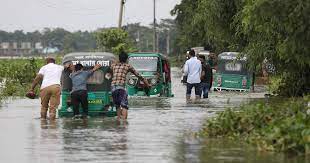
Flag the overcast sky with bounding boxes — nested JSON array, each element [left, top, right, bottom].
[[1, 0, 180, 32]]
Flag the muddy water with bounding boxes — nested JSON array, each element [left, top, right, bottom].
[[0, 68, 303, 163]]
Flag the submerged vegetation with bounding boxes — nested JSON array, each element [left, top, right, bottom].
[[199, 97, 310, 155]]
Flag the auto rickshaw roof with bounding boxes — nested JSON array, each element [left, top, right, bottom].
[[62, 52, 116, 64], [218, 52, 247, 61], [198, 51, 210, 55], [128, 52, 168, 60]]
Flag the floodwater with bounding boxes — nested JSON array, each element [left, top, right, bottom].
[[0, 68, 307, 163]]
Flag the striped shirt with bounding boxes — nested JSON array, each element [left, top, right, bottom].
[[111, 62, 142, 86]]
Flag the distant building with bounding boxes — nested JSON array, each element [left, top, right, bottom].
[[0, 42, 10, 55], [21, 42, 31, 49], [0, 42, 41, 56], [12, 42, 18, 49], [1, 42, 10, 49]]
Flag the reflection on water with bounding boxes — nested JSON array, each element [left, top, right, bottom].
[[0, 68, 305, 163], [61, 118, 129, 162], [174, 137, 308, 163]]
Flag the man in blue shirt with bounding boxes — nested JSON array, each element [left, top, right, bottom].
[[183, 50, 202, 101], [70, 63, 101, 118]]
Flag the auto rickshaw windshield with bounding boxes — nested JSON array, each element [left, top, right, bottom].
[[128, 56, 158, 72], [83, 67, 105, 84]]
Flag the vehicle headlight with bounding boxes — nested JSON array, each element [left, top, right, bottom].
[[128, 78, 136, 85], [150, 78, 157, 85], [105, 73, 112, 80]]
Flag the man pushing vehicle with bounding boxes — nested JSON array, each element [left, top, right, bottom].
[[111, 51, 151, 121], [28, 57, 71, 120]]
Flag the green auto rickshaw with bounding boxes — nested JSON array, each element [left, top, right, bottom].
[[58, 52, 117, 117], [212, 52, 253, 92], [126, 52, 173, 97]]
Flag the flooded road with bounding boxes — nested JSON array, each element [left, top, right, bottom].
[[0, 68, 297, 163]]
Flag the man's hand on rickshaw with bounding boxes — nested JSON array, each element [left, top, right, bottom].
[[64, 62, 72, 68], [143, 78, 151, 89], [64, 62, 74, 72]]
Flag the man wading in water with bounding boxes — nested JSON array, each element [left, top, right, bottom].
[[70, 63, 101, 119], [183, 50, 202, 102], [111, 51, 151, 121], [29, 58, 68, 120]]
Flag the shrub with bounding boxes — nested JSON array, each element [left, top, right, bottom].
[[200, 96, 310, 155]]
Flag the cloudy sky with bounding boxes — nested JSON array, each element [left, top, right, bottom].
[[1, 0, 180, 32]]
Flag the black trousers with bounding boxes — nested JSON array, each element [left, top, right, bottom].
[[71, 90, 88, 116]]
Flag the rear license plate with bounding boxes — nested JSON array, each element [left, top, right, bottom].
[[88, 99, 103, 104]]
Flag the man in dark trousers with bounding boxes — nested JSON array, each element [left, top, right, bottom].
[[70, 63, 101, 119], [198, 55, 213, 98], [183, 50, 202, 101]]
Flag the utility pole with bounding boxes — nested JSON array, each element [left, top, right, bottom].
[[153, 0, 157, 52], [137, 30, 141, 52], [166, 30, 170, 55], [118, 0, 125, 28]]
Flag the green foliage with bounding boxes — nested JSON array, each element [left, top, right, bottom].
[[63, 31, 97, 53], [0, 59, 44, 98], [125, 23, 154, 52], [172, 0, 310, 96], [200, 97, 310, 154], [239, 0, 310, 96], [95, 28, 136, 54], [1, 22, 178, 56], [171, 0, 203, 51], [169, 56, 183, 67], [0, 28, 97, 53]]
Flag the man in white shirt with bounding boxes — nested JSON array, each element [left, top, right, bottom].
[[29, 58, 66, 120], [183, 50, 202, 101]]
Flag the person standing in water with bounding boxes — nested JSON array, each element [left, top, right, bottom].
[[198, 55, 212, 98], [111, 51, 151, 121], [183, 50, 202, 101], [69, 63, 101, 119], [29, 58, 66, 120]]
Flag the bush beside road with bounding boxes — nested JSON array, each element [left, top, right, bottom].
[[199, 96, 310, 155]]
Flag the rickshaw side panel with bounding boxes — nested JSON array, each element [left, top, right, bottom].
[[212, 73, 253, 91]]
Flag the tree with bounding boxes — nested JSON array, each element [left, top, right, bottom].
[[41, 28, 70, 50], [63, 31, 96, 53], [124, 23, 153, 52], [95, 28, 136, 54], [171, 0, 202, 52], [239, 0, 310, 96], [157, 19, 178, 55], [172, 0, 310, 96]]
